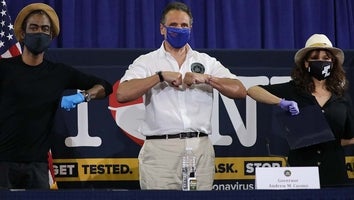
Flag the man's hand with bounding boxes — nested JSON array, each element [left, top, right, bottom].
[[161, 71, 183, 87], [61, 93, 85, 111], [183, 72, 210, 87]]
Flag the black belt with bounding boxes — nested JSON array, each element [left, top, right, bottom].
[[146, 132, 208, 140]]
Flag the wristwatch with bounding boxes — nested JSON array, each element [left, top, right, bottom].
[[81, 91, 91, 102], [156, 71, 164, 82]]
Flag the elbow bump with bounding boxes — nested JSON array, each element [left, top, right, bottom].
[[234, 85, 247, 98], [116, 93, 127, 103], [239, 90, 247, 98]]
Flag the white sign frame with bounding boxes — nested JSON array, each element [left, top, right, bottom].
[[255, 167, 320, 190]]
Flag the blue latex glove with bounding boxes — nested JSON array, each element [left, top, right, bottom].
[[279, 99, 300, 115], [61, 93, 85, 111]]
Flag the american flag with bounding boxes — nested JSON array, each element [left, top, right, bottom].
[[0, 0, 21, 58]]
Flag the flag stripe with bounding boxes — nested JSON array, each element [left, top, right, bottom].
[[0, 44, 21, 58], [9, 43, 22, 56]]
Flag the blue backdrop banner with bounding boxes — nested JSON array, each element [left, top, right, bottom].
[[45, 49, 354, 190]]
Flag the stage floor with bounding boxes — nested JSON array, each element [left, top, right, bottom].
[[2, 187, 354, 200]]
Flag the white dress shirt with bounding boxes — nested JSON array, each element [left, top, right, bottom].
[[120, 43, 238, 136]]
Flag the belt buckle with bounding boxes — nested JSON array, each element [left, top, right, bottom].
[[179, 133, 186, 139]]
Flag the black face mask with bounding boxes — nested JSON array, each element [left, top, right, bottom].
[[307, 61, 333, 81], [23, 33, 51, 55]]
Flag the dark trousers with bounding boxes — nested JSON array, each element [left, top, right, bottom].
[[0, 161, 49, 189]]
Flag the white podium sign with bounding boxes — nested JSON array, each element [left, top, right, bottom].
[[255, 167, 320, 189]]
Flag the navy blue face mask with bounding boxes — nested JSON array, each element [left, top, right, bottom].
[[164, 26, 191, 49], [24, 33, 51, 55], [308, 60, 333, 80]]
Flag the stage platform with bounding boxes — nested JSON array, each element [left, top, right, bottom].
[[2, 187, 354, 200]]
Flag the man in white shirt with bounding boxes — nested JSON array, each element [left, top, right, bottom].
[[116, 1, 246, 190]]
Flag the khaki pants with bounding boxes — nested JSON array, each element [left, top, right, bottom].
[[139, 137, 215, 190]]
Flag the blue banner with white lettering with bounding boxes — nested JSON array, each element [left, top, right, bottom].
[[48, 49, 354, 190]]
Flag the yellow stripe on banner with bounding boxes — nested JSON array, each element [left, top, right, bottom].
[[53, 158, 139, 181], [214, 157, 286, 180], [53, 156, 354, 182], [346, 156, 354, 179]]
